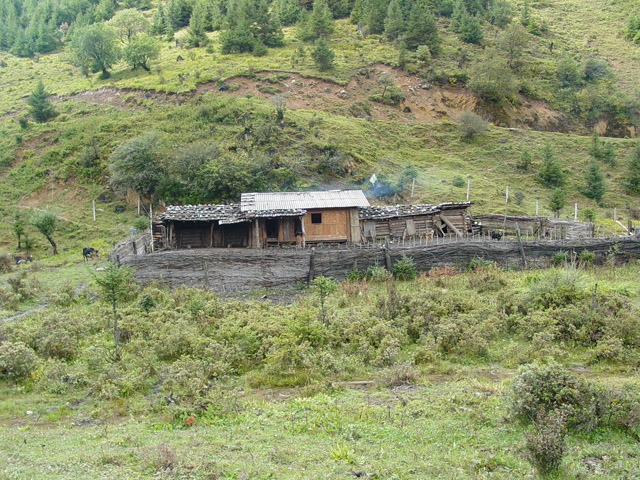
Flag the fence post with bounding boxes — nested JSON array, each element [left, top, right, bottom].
[[384, 238, 392, 271], [308, 248, 315, 285], [574, 203, 578, 221], [536, 200, 539, 216], [466, 179, 470, 202], [515, 222, 527, 268], [92, 200, 96, 222]]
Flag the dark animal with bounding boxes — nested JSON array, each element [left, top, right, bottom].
[[83, 247, 99, 261], [491, 232, 503, 241], [14, 255, 34, 265]]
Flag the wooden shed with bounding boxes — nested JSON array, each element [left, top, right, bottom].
[[359, 202, 474, 241], [241, 190, 369, 247]]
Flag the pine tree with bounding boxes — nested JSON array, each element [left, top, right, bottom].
[[404, 2, 440, 51], [581, 161, 605, 203], [151, 3, 168, 35], [186, 0, 208, 47], [311, 39, 334, 70], [548, 188, 566, 217], [458, 13, 483, 44], [276, 0, 301, 26], [308, 0, 334, 40], [623, 142, 640, 195], [536, 143, 566, 188], [27, 81, 56, 122], [383, 0, 404, 40], [451, 0, 467, 33], [363, 0, 386, 35]]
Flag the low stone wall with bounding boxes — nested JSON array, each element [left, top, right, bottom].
[[121, 236, 640, 292]]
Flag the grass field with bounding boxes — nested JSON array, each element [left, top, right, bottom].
[[1, 260, 640, 479]]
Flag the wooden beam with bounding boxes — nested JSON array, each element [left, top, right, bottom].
[[440, 214, 463, 237]]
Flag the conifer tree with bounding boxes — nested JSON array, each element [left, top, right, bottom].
[[581, 161, 605, 203], [311, 38, 334, 70], [308, 0, 334, 40], [186, 0, 208, 47], [536, 143, 566, 188], [623, 142, 640, 195], [363, 0, 386, 35], [27, 81, 56, 122], [458, 12, 483, 44], [151, 2, 168, 35], [548, 188, 566, 217], [404, 2, 440, 51], [383, 0, 404, 41]]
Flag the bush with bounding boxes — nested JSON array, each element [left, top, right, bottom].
[[457, 112, 488, 141], [364, 263, 391, 282], [577, 249, 595, 267], [452, 175, 466, 187], [392, 255, 416, 281], [550, 250, 568, 266], [0, 252, 13, 274], [0, 341, 38, 379], [524, 410, 567, 476]]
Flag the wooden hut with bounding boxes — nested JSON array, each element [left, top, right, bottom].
[[155, 190, 370, 249], [241, 190, 369, 247], [359, 202, 473, 241]]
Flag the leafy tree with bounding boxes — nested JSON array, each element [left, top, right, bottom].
[[109, 134, 163, 198], [580, 161, 605, 203], [109, 9, 148, 43], [95, 0, 117, 21], [457, 13, 483, 44], [32, 209, 59, 255], [404, 2, 440, 51], [548, 188, 566, 217], [311, 39, 334, 71], [377, 73, 395, 97], [623, 142, 640, 195], [498, 23, 528, 68], [186, 0, 209, 47], [27, 81, 56, 123], [312, 275, 338, 324], [13, 210, 27, 250], [93, 263, 135, 361], [383, 0, 404, 40], [123, 34, 160, 71], [468, 51, 517, 101], [536, 143, 566, 188], [69, 23, 120, 79], [457, 112, 488, 141]]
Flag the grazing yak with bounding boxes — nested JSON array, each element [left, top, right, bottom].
[[82, 247, 99, 261]]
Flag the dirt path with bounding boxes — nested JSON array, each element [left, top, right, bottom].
[[50, 63, 573, 133], [0, 302, 48, 323]]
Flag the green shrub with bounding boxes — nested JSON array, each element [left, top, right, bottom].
[[364, 263, 391, 282], [452, 175, 466, 187], [457, 112, 488, 142], [0, 252, 13, 274], [392, 255, 416, 281], [0, 341, 38, 379], [550, 250, 568, 266], [578, 249, 595, 266], [524, 410, 567, 476]]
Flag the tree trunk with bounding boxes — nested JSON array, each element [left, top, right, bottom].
[[382, 86, 388, 97], [46, 234, 58, 254], [112, 300, 120, 361], [17, 233, 21, 250], [141, 63, 150, 72]]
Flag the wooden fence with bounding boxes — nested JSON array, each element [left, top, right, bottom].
[[119, 235, 640, 292]]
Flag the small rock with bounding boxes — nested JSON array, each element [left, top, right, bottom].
[[114, 205, 125, 213], [403, 106, 411, 113], [499, 139, 507, 144], [95, 267, 105, 272], [324, 88, 331, 93], [26, 411, 33, 415]]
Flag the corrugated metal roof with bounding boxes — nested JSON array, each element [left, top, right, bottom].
[[241, 190, 369, 212]]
